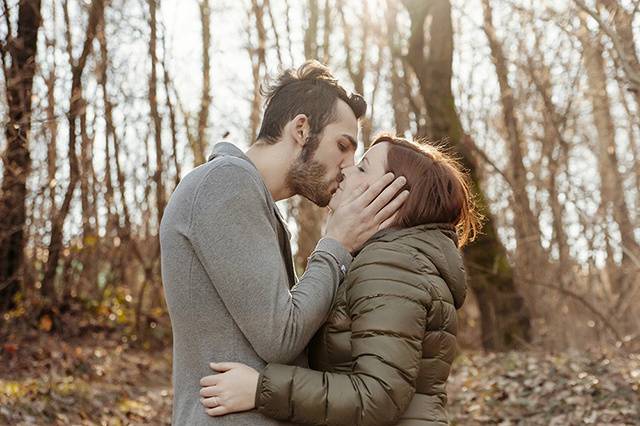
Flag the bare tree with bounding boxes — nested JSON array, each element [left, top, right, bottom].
[[304, 0, 319, 59], [481, 0, 547, 290], [292, 0, 327, 272], [574, 0, 640, 96], [174, 0, 212, 166], [337, 0, 372, 145], [401, 0, 532, 350], [148, 0, 165, 223], [42, 0, 106, 301], [0, 0, 43, 312], [264, 0, 284, 67], [248, 0, 267, 144], [196, 0, 212, 163], [321, 0, 332, 64], [284, 0, 295, 65], [44, 4, 59, 225], [385, 0, 411, 137], [577, 15, 640, 292], [96, 20, 120, 243], [160, 32, 181, 189], [522, 29, 576, 287]]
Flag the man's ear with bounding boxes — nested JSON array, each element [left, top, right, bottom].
[[290, 114, 309, 147]]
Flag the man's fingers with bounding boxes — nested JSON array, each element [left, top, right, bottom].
[[378, 212, 397, 231], [343, 182, 369, 204], [354, 173, 396, 207], [365, 176, 407, 216], [200, 375, 219, 387], [199, 385, 219, 398], [200, 396, 220, 408], [374, 190, 409, 227], [206, 406, 229, 417]]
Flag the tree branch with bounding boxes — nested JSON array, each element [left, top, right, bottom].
[[574, 0, 640, 90]]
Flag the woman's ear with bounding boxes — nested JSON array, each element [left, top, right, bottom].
[[290, 114, 309, 147]]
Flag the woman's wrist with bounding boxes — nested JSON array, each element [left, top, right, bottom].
[[253, 367, 266, 410]]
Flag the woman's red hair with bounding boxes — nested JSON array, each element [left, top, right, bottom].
[[372, 135, 483, 247]]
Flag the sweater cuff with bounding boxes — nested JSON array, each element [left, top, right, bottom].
[[312, 237, 353, 276]]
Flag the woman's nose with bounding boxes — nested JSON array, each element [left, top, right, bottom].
[[340, 165, 355, 176]]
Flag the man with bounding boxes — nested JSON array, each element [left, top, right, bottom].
[[160, 61, 408, 425]]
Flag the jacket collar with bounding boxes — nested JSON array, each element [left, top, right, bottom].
[[356, 222, 466, 310], [355, 223, 458, 256]]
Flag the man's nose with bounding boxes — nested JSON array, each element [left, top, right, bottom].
[[337, 163, 357, 182], [340, 155, 355, 169]]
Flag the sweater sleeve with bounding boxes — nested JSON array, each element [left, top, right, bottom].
[[255, 246, 430, 426], [187, 163, 351, 364]]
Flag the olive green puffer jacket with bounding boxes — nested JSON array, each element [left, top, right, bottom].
[[255, 223, 466, 426]]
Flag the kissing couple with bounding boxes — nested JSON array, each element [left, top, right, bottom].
[[160, 60, 482, 425]]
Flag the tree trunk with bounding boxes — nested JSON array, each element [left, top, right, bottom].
[[42, 0, 105, 301], [293, 0, 326, 272], [385, 0, 411, 137], [196, 0, 211, 163], [79, 97, 96, 243], [0, 0, 43, 312], [248, 0, 266, 144], [602, 0, 640, 108], [524, 46, 574, 286], [578, 19, 640, 291], [617, 78, 640, 223], [304, 0, 319, 59], [284, 0, 295, 65], [148, 0, 166, 224], [160, 42, 181, 189], [97, 24, 121, 239], [481, 0, 547, 295], [78, 85, 99, 297], [582, 0, 640, 100], [321, 0, 332, 64], [338, 0, 371, 144], [401, 0, 532, 350], [264, 0, 283, 67], [44, 26, 58, 221]]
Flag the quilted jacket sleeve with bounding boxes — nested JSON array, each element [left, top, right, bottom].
[[255, 244, 432, 426]]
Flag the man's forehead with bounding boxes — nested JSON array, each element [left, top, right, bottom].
[[333, 102, 359, 136], [334, 99, 358, 123]]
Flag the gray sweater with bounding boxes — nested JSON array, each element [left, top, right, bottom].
[[160, 142, 352, 425]]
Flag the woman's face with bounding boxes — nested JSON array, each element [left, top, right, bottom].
[[328, 142, 390, 210]]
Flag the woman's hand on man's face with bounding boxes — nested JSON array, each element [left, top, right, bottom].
[[199, 362, 259, 416]]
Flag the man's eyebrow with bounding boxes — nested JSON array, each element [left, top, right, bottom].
[[343, 134, 357, 150]]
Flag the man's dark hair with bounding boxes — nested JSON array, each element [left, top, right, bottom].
[[256, 60, 367, 144]]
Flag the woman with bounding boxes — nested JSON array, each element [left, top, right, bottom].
[[199, 135, 482, 425]]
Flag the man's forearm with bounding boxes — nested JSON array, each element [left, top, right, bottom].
[[257, 238, 352, 363]]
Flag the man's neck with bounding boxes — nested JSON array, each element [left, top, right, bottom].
[[246, 141, 296, 202]]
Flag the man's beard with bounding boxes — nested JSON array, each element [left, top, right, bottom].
[[285, 134, 334, 207]]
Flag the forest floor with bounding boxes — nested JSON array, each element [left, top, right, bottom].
[[1, 327, 639, 425]]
